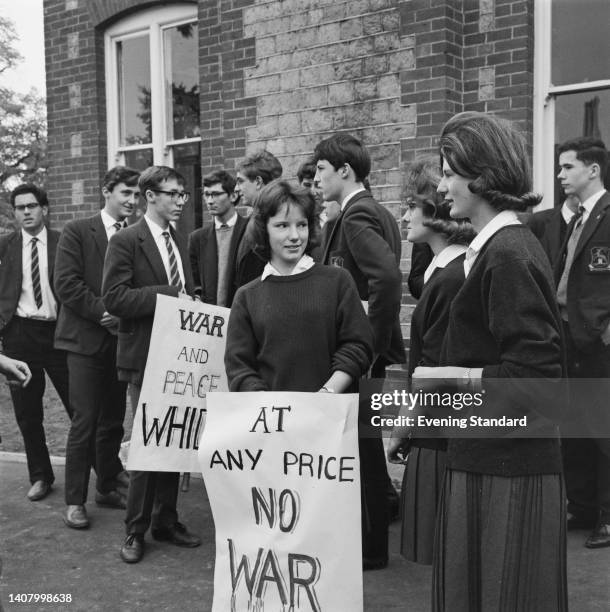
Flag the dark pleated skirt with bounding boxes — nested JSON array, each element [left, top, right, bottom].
[[432, 469, 567, 612], [400, 447, 447, 565]]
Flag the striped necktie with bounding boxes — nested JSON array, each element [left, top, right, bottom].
[[113, 221, 123, 233], [162, 231, 184, 292], [31, 237, 43, 309]]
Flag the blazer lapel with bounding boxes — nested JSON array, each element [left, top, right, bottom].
[[203, 223, 219, 294], [574, 192, 610, 262], [138, 219, 168, 285], [47, 228, 58, 288], [91, 214, 108, 261]]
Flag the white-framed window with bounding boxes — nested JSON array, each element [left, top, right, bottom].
[[533, 0, 610, 209], [105, 3, 201, 231]]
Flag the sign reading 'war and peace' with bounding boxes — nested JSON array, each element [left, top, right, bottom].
[[127, 295, 230, 473]]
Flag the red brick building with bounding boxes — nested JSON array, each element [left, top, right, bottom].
[[42, 0, 610, 337]]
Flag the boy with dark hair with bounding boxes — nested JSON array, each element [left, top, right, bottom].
[[0, 184, 72, 502], [313, 133, 405, 570], [55, 165, 140, 529], [188, 169, 247, 306]]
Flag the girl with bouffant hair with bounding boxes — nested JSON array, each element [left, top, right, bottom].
[[413, 113, 567, 611], [225, 179, 373, 395], [388, 157, 474, 565]]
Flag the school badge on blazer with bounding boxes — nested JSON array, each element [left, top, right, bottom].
[[330, 254, 344, 268], [588, 246, 610, 272]]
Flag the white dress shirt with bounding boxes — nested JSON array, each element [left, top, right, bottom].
[[261, 254, 315, 280], [143, 215, 186, 288], [101, 209, 126, 240]]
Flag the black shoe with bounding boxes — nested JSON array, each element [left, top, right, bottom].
[[151, 522, 201, 548], [115, 470, 130, 491], [363, 556, 388, 571], [120, 533, 145, 563], [27, 480, 52, 501], [585, 523, 610, 549], [64, 505, 90, 529], [95, 489, 127, 509]]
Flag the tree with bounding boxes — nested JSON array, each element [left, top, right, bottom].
[[0, 16, 47, 231]]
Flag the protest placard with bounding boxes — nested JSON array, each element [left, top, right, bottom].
[[127, 295, 229, 472], [200, 391, 363, 612]]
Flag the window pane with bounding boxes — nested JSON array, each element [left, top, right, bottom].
[[172, 142, 202, 234], [117, 36, 151, 146], [553, 89, 610, 203], [164, 22, 200, 141], [122, 148, 154, 171], [552, 0, 610, 85]]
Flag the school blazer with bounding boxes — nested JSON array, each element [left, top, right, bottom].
[[188, 213, 248, 307], [0, 228, 60, 333], [555, 191, 610, 352], [54, 214, 113, 355], [527, 207, 568, 268], [322, 190, 405, 364], [102, 218, 194, 382]]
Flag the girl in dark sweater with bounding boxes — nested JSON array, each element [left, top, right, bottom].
[[225, 180, 373, 394], [388, 157, 474, 565], [412, 113, 567, 611]]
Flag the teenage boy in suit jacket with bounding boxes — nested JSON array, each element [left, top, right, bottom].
[[102, 166, 200, 563], [555, 137, 610, 549], [0, 184, 72, 502], [313, 133, 406, 570], [55, 166, 140, 530], [188, 170, 247, 307]]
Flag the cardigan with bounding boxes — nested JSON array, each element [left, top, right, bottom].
[[440, 225, 564, 476], [225, 264, 373, 392]]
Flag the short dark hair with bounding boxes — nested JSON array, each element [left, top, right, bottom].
[[102, 166, 140, 192], [139, 166, 186, 194], [237, 150, 283, 184], [439, 111, 541, 212], [10, 183, 48, 208], [557, 137, 608, 176], [312, 133, 371, 182], [404, 157, 475, 245], [250, 180, 320, 261], [297, 160, 316, 183], [203, 169, 236, 195]]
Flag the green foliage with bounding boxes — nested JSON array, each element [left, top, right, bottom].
[[0, 17, 47, 231]]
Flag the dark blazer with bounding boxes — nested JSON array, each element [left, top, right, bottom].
[[188, 214, 248, 306], [322, 190, 405, 364], [102, 218, 194, 383], [526, 207, 568, 267], [54, 214, 112, 355], [407, 243, 433, 300], [557, 191, 610, 352], [0, 228, 60, 333]]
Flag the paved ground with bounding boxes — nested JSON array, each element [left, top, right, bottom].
[[1, 453, 609, 612]]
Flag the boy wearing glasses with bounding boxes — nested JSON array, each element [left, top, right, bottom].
[[188, 170, 247, 307], [0, 184, 72, 502], [102, 166, 201, 563]]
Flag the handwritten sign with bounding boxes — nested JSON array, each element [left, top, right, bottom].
[[127, 295, 229, 472], [200, 392, 363, 612]]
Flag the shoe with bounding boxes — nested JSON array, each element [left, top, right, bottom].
[[115, 470, 130, 491], [27, 480, 51, 501], [64, 505, 89, 529], [120, 533, 145, 563], [363, 556, 388, 571], [585, 523, 610, 548], [567, 512, 597, 531], [95, 489, 127, 509], [151, 522, 201, 548]]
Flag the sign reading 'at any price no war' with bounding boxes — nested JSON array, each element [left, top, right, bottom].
[[200, 392, 363, 612], [127, 294, 229, 473]]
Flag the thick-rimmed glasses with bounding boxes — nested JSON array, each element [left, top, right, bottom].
[[152, 189, 190, 203], [203, 191, 227, 199]]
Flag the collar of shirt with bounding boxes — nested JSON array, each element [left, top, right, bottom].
[[423, 244, 467, 285], [214, 212, 238, 230], [101, 209, 124, 232], [144, 213, 170, 240], [464, 210, 520, 277], [261, 254, 315, 281], [579, 189, 607, 224], [340, 186, 366, 211], [21, 226, 47, 247], [561, 201, 576, 225]]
